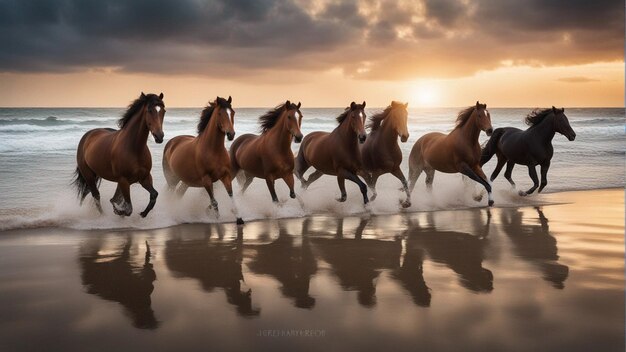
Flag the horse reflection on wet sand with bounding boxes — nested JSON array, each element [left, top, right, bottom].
[[246, 221, 317, 309], [164, 224, 260, 317], [79, 235, 158, 329]]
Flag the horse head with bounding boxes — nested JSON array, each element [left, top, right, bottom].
[[474, 101, 493, 136], [552, 106, 575, 141], [349, 101, 367, 143], [143, 92, 165, 143], [391, 101, 410, 142], [212, 96, 235, 141], [283, 100, 303, 143]]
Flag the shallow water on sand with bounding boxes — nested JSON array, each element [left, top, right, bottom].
[[0, 189, 622, 352]]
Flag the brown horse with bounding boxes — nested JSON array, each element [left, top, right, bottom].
[[359, 101, 411, 207], [295, 101, 369, 204], [72, 92, 165, 217], [408, 101, 494, 206], [230, 101, 303, 202], [162, 96, 243, 224]]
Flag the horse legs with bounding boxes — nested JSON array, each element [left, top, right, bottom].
[[202, 175, 219, 215], [139, 174, 158, 218], [238, 172, 254, 195], [305, 169, 324, 189], [110, 179, 132, 216], [504, 161, 516, 187], [265, 177, 279, 203], [336, 176, 347, 202], [538, 161, 550, 193], [176, 183, 189, 198], [490, 154, 507, 182], [460, 164, 493, 206], [81, 166, 103, 213], [338, 169, 368, 204], [222, 175, 244, 225], [282, 173, 297, 199], [424, 168, 435, 191], [294, 151, 310, 188], [391, 168, 411, 208], [520, 166, 539, 196], [365, 173, 380, 201], [408, 163, 423, 194]]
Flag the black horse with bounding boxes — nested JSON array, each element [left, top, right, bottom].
[[480, 107, 576, 196]]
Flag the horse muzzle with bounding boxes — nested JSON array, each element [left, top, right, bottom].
[[566, 133, 576, 141], [400, 134, 409, 143], [226, 131, 235, 141], [153, 132, 164, 144], [485, 128, 493, 136], [358, 134, 367, 144], [293, 133, 303, 143]]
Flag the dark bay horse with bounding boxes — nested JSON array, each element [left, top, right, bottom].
[[162, 96, 243, 224], [295, 101, 369, 204], [230, 101, 303, 202], [408, 101, 494, 206], [480, 107, 575, 196], [360, 101, 411, 207], [73, 92, 165, 217]]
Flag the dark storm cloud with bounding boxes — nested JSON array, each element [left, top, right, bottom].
[[0, 0, 623, 79]]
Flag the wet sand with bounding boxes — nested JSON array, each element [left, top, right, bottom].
[[0, 188, 623, 352]]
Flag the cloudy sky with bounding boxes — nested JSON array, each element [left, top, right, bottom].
[[0, 0, 623, 107]]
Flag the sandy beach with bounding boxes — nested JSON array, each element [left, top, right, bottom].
[[0, 188, 623, 352]]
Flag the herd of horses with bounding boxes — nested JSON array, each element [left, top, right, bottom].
[[72, 92, 576, 225]]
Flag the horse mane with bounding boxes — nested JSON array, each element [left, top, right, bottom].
[[118, 93, 161, 128], [197, 97, 232, 134], [525, 108, 552, 126], [454, 106, 475, 129], [259, 102, 297, 133], [336, 107, 351, 124], [367, 101, 405, 130]]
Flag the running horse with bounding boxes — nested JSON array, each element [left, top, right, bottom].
[[360, 101, 411, 207], [162, 96, 244, 224], [72, 92, 165, 217], [230, 101, 303, 202], [295, 101, 369, 204], [408, 101, 494, 206], [480, 107, 575, 196]]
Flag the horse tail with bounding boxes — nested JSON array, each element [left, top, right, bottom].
[[480, 128, 505, 166], [71, 167, 96, 202]]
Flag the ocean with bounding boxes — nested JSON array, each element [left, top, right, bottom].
[[0, 107, 623, 230]]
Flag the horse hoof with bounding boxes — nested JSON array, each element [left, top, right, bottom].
[[488, 200, 494, 207], [400, 200, 411, 208], [370, 194, 377, 201], [336, 196, 347, 203], [518, 191, 528, 197], [290, 192, 296, 199], [140, 211, 148, 218], [473, 195, 484, 202], [236, 217, 245, 225]]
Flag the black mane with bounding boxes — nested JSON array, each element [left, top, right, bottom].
[[259, 102, 298, 133], [336, 107, 351, 124], [197, 97, 232, 134], [525, 108, 552, 126], [118, 94, 162, 128]]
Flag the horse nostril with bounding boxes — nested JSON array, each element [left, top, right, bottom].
[[359, 135, 367, 143], [295, 134, 303, 143]]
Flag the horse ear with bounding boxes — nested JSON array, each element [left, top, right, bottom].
[[159, 92, 164, 100], [350, 101, 356, 109], [362, 101, 366, 108], [476, 101, 480, 108], [228, 96, 232, 104], [404, 102, 409, 108], [297, 102, 301, 109], [560, 107, 565, 112], [141, 92, 146, 99], [552, 106, 557, 113], [285, 100, 291, 108]]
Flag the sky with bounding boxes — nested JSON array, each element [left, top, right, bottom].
[[0, 0, 623, 107]]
